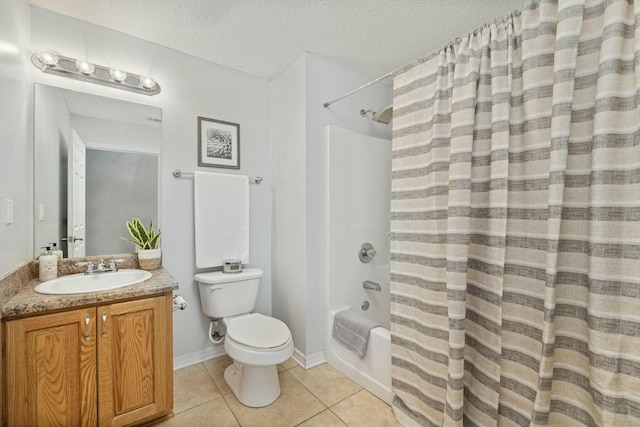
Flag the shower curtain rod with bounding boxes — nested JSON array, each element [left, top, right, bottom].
[[322, 72, 392, 108]]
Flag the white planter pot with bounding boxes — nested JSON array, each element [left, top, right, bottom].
[[137, 248, 162, 270]]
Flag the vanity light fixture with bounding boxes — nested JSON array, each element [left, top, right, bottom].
[[109, 68, 127, 82], [140, 76, 157, 90], [75, 59, 95, 75], [34, 49, 59, 66], [31, 49, 161, 96]]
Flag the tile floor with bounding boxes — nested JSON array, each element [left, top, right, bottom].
[[155, 355, 402, 427]]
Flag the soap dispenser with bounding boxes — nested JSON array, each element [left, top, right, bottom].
[[39, 246, 58, 282], [50, 243, 63, 260]]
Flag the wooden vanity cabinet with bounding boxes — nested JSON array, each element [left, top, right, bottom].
[[4, 292, 173, 427]]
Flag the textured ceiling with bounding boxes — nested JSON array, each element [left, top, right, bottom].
[[29, 0, 521, 81]]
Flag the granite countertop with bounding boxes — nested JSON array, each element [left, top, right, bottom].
[[2, 267, 179, 318]]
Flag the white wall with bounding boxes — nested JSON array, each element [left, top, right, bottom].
[[30, 7, 272, 361], [72, 115, 161, 154], [271, 52, 391, 365], [271, 55, 308, 355], [0, 0, 31, 276]]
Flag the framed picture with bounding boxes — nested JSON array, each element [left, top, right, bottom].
[[197, 116, 240, 169]]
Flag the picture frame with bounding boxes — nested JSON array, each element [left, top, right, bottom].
[[197, 116, 240, 169]]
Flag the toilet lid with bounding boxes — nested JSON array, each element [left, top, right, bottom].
[[226, 313, 291, 349]]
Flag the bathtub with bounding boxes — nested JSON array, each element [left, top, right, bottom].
[[326, 307, 393, 404]]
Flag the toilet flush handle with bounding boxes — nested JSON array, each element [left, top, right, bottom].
[[209, 285, 223, 291]]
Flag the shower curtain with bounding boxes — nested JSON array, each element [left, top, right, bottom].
[[390, 0, 640, 426]]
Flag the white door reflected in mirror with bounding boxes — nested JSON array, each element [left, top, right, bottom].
[[69, 129, 86, 257]]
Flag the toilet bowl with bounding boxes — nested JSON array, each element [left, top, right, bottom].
[[222, 313, 294, 407], [195, 268, 294, 407]]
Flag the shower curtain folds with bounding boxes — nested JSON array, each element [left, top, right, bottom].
[[390, 0, 640, 426]]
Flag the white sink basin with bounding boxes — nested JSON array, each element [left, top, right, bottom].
[[34, 269, 153, 295]]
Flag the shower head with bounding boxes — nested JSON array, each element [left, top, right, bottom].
[[372, 104, 393, 124], [360, 104, 393, 124]]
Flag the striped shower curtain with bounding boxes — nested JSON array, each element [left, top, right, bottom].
[[390, 0, 640, 426]]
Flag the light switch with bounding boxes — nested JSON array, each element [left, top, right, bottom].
[[5, 199, 13, 224], [39, 203, 45, 221]]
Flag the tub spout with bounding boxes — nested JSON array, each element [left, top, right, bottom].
[[363, 280, 381, 291]]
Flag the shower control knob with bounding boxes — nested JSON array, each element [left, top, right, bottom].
[[359, 243, 377, 263]]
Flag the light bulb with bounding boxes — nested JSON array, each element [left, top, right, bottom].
[[140, 76, 156, 90], [35, 49, 58, 66], [76, 60, 95, 75], [109, 68, 127, 82]]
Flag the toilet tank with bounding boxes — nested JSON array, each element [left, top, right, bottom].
[[195, 268, 263, 318]]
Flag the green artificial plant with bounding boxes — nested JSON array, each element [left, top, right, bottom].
[[120, 217, 161, 250]]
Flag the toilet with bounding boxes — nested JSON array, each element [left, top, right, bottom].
[[195, 268, 294, 407]]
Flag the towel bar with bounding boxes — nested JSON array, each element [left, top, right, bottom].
[[172, 169, 263, 184]]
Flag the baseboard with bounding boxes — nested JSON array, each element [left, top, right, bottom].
[[305, 350, 326, 368], [173, 346, 226, 370], [174, 346, 325, 371], [292, 348, 326, 369]]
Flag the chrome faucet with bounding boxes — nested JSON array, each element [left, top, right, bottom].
[[76, 261, 95, 274], [76, 259, 123, 274]]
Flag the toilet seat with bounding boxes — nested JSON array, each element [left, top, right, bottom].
[[225, 313, 291, 350], [223, 313, 294, 367]]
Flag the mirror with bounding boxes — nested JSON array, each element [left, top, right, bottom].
[[34, 84, 162, 259]]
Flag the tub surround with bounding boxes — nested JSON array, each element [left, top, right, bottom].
[[324, 127, 392, 404], [0, 253, 178, 318]]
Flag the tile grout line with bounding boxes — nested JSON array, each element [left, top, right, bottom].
[[171, 362, 224, 416], [286, 363, 364, 426], [287, 366, 329, 426], [288, 364, 364, 405], [220, 393, 244, 427], [328, 407, 352, 427]]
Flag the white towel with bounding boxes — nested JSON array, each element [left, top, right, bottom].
[[194, 171, 250, 268]]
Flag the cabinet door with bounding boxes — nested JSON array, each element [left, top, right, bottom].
[[97, 294, 173, 427], [5, 308, 97, 427]]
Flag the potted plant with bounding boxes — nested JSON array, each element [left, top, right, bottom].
[[120, 217, 162, 270]]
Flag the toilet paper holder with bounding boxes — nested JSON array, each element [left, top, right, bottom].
[[172, 294, 188, 312]]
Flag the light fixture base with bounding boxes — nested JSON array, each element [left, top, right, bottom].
[[31, 50, 161, 96]]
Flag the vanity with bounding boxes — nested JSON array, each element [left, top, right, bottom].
[[1, 254, 178, 427]]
